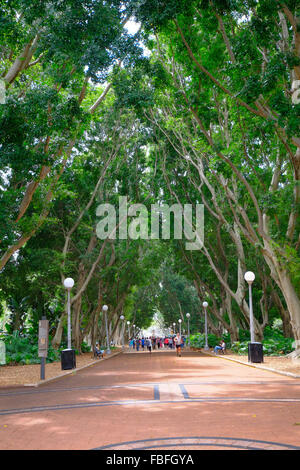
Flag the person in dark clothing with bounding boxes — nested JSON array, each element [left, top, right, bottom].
[[146, 337, 152, 353]]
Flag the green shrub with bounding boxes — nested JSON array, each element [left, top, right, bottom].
[[262, 326, 293, 355], [188, 325, 294, 356], [3, 332, 61, 365], [231, 336, 293, 356], [190, 333, 221, 348], [231, 341, 249, 355], [238, 330, 250, 342], [262, 337, 293, 355], [190, 333, 205, 348], [80, 341, 91, 353]]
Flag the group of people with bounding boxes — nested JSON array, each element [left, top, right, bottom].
[[95, 335, 225, 358], [129, 333, 186, 355]]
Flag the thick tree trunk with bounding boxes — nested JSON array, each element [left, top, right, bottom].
[[224, 291, 239, 342], [13, 311, 21, 332], [262, 216, 300, 346], [271, 289, 293, 338], [277, 269, 300, 343], [52, 311, 66, 348]]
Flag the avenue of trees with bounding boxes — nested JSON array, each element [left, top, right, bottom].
[[0, 1, 299, 357]]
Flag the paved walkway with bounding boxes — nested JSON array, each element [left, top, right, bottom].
[[0, 350, 300, 450]]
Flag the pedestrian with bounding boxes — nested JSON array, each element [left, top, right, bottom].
[[136, 338, 140, 351], [214, 340, 226, 355], [94, 343, 104, 359], [174, 332, 183, 357], [129, 338, 134, 351], [146, 337, 152, 354], [141, 337, 145, 351], [164, 337, 169, 348]]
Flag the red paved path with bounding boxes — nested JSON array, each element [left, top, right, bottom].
[[0, 350, 300, 450]]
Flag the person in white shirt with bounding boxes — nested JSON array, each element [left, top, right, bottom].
[[174, 333, 183, 357], [146, 338, 152, 353]]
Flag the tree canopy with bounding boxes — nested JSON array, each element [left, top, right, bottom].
[[1, 1, 299, 355]]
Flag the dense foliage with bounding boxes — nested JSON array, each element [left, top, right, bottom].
[[190, 326, 294, 355], [0, 1, 299, 363]]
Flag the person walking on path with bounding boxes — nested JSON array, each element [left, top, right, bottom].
[[141, 337, 145, 351], [136, 338, 140, 352], [146, 337, 152, 354], [174, 332, 183, 357]]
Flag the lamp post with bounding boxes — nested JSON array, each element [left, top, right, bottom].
[[63, 277, 74, 350], [178, 319, 182, 336], [133, 324, 136, 337], [203, 301, 209, 350], [244, 271, 255, 343], [186, 313, 190, 347], [244, 271, 263, 363], [173, 322, 176, 334], [103, 305, 110, 355], [120, 315, 125, 351], [127, 321, 130, 339]]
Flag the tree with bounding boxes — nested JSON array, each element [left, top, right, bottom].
[[134, 0, 300, 347], [0, 0, 144, 271]]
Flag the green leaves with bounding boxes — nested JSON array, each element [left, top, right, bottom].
[[3, 331, 61, 364], [133, 0, 195, 30]]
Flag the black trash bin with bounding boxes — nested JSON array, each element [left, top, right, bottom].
[[248, 342, 263, 363], [61, 349, 76, 370]]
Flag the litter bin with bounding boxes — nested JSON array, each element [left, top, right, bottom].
[[248, 342, 263, 363], [61, 349, 76, 370]]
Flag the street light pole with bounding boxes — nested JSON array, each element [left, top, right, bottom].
[[127, 321, 130, 340], [173, 322, 176, 334], [186, 313, 190, 347], [103, 305, 110, 355], [244, 271, 255, 343], [178, 319, 182, 336], [203, 302, 209, 350], [63, 278, 74, 350], [244, 271, 263, 363], [120, 315, 125, 351]]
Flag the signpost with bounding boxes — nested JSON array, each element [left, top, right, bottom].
[[38, 317, 49, 380]]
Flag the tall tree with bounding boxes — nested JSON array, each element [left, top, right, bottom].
[[133, 0, 300, 346], [0, 0, 143, 270]]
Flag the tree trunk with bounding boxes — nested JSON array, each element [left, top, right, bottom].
[[277, 269, 300, 344], [271, 289, 293, 338], [52, 311, 66, 348], [224, 291, 239, 342]]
